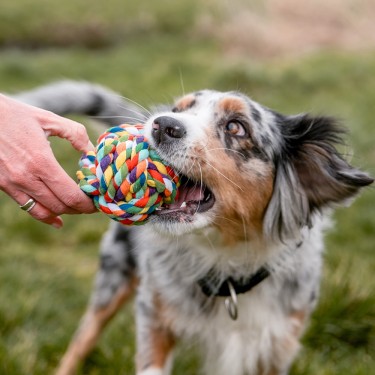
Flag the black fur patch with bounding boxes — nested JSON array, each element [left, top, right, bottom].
[[113, 226, 137, 270], [250, 104, 262, 123], [85, 93, 105, 116], [266, 113, 373, 240], [282, 115, 373, 210], [100, 254, 118, 270]]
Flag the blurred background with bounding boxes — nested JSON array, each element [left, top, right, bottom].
[[0, 0, 374, 374]]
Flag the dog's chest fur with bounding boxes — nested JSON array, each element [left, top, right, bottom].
[[135, 218, 325, 374]]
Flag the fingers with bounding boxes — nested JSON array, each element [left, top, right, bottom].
[[5, 169, 96, 227], [32, 108, 96, 213], [0, 95, 97, 227], [23, 179, 83, 215], [37, 109, 95, 153], [12, 191, 64, 229], [37, 153, 97, 214], [1, 149, 96, 220]]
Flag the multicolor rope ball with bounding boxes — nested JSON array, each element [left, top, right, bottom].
[[77, 124, 180, 225]]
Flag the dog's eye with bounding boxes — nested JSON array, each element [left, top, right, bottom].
[[225, 121, 246, 136]]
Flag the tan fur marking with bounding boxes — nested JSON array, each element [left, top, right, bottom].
[[150, 294, 175, 367], [218, 97, 248, 114], [290, 309, 308, 338], [56, 279, 138, 375], [257, 311, 308, 375], [149, 327, 175, 368], [192, 130, 274, 244], [175, 94, 196, 112], [174, 95, 269, 242], [258, 330, 302, 375], [137, 293, 176, 372], [257, 358, 285, 375]]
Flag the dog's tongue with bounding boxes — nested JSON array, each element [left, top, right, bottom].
[[168, 184, 204, 209]]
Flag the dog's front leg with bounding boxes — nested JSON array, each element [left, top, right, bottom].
[[135, 291, 176, 375]]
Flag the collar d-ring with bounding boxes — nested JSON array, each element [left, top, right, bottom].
[[224, 280, 238, 320]]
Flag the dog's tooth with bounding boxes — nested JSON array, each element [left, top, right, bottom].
[[180, 201, 187, 208]]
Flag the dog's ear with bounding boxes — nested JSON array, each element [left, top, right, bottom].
[[264, 114, 373, 241]]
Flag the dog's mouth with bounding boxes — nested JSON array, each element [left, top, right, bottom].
[[156, 175, 215, 219]]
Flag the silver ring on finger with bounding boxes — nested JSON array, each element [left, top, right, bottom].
[[19, 198, 37, 212]]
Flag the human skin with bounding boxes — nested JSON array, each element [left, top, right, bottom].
[[0, 94, 96, 228]]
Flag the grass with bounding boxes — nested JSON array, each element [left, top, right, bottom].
[[0, 1, 374, 374]]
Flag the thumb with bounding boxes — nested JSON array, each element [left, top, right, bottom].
[[38, 110, 95, 153]]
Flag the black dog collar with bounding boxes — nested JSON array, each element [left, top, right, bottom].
[[197, 267, 270, 298]]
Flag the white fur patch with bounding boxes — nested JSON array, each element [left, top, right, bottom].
[[137, 367, 163, 375]]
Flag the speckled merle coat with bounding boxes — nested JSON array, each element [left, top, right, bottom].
[[16, 81, 373, 375]]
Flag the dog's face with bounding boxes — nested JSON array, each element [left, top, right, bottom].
[[144, 90, 373, 241], [144, 90, 275, 240]]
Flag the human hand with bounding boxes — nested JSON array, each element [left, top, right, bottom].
[[0, 94, 96, 228]]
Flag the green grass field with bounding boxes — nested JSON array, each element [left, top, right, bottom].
[[0, 1, 374, 374]]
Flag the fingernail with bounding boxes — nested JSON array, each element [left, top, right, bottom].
[[87, 140, 95, 152], [52, 218, 63, 229]]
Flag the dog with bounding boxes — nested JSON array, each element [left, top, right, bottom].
[[16, 81, 373, 375]]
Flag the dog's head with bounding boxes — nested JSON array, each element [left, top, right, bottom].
[[144, 90, 373, 242]]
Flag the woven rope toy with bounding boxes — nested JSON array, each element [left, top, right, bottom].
[[77, 124, 180, 225]]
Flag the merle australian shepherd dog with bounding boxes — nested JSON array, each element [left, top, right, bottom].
[[16, 81, 373, 375]]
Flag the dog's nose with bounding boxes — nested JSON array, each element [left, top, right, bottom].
[[152, 116, 186, 145]]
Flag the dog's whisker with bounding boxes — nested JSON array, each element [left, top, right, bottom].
[[205, 147, 246, 158], [117, 104, 149, 121], [118, 116, 148, 123], [194, 139, 211, 153], [179, 68, 186, 97], [195, 162, 204, 214], [241, 215, 251, 257], [203, 160, 244, 192], [241, 216, 248, 243], [183, 157, 197, 177], [117, 95, 152, 117], [211, 214, 238, 226], [89, 115, 146, 123]]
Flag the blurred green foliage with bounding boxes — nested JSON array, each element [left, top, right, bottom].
[[0, 1, 374, 374], [0, 0, 206, 48]]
